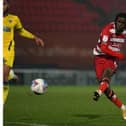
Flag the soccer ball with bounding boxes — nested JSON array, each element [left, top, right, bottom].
[[31, 78, 48, 95]]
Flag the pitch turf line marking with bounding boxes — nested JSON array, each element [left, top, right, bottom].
[[6, 121, 48, 126]]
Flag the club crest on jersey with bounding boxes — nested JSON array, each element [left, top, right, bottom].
[[8, 19, 13, 23], [102, 35, 108, 42]]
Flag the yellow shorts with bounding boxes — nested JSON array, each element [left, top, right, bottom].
[[3, 47, 15, 67]]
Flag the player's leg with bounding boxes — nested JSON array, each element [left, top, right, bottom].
[[3, 49, 15, 104], [3, 64, 10, 104], [93, 68, 111, 101], [104, 87, 126, 119], [93, 57, 126, 119], [93, 56, 111, 101], [93, 56, 118, 101]]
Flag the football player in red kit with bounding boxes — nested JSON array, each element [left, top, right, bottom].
[[93, 12, 126, 120]]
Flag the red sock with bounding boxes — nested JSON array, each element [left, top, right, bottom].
[[111, 95, 122, 108], [99, 81, 109, 93]]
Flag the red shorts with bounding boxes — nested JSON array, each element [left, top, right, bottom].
[[94, 55, 118, 81]]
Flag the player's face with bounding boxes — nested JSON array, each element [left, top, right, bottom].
[[3, 0, 9, 13], [115, 17, 126, 34]]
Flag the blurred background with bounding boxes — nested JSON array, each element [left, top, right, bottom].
[[9, 0, 126, 85]]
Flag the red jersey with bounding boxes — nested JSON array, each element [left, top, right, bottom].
[[93, 22, 126, 56]]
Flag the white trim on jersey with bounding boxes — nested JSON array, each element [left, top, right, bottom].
[[93, 48, 105, 55], [108, 45, 120, 52], [109, 29, 116, 33], [110, 38, 125, 43]]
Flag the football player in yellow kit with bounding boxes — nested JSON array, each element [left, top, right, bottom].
[[3, 0, 44, 104]]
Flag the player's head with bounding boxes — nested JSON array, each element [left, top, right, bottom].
[[115, 12, 126, 34], [3, 0, 9, 15]]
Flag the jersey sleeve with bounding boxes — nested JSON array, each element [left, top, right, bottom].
[[100, 24, 111, 44], [15, 16, 35, 39], [101, 43, 124, 59], [15, 16, 23, 30], [18, 28, 35, 39]]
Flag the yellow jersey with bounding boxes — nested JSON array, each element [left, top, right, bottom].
[[3, 14, 35, 50], [3, 14, 35, 67], [3, 14, 22, 50]]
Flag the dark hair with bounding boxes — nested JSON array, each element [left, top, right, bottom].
[[115, 12, 126, 22]]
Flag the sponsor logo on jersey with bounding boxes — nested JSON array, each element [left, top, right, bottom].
[[110, 38, 125, 43], [3, 26, 11, 32]]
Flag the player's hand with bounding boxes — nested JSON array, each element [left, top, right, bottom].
[[116, 52, 124, 60], [34, 36, 44, 47]]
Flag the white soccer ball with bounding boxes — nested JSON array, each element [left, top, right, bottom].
[[31, 78, 48, 95]]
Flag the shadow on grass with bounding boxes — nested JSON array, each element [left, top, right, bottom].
[[74, 114, 101, 119]]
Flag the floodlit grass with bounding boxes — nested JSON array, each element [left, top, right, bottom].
[[4, 85, 126, 126]]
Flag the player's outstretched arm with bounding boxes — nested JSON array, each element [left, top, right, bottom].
[[101, 43, 124, 60], [18, 28, 44, 47]]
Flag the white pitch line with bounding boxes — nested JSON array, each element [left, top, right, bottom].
[[6, 121, 49, 126]]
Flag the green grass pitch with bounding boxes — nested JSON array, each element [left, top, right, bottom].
[[4, 85, 126, 126]]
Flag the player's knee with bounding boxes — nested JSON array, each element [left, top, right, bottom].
[[97, 77, 102, 83], [104, 88, 114, 99], [103, 68, 113, 79]]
